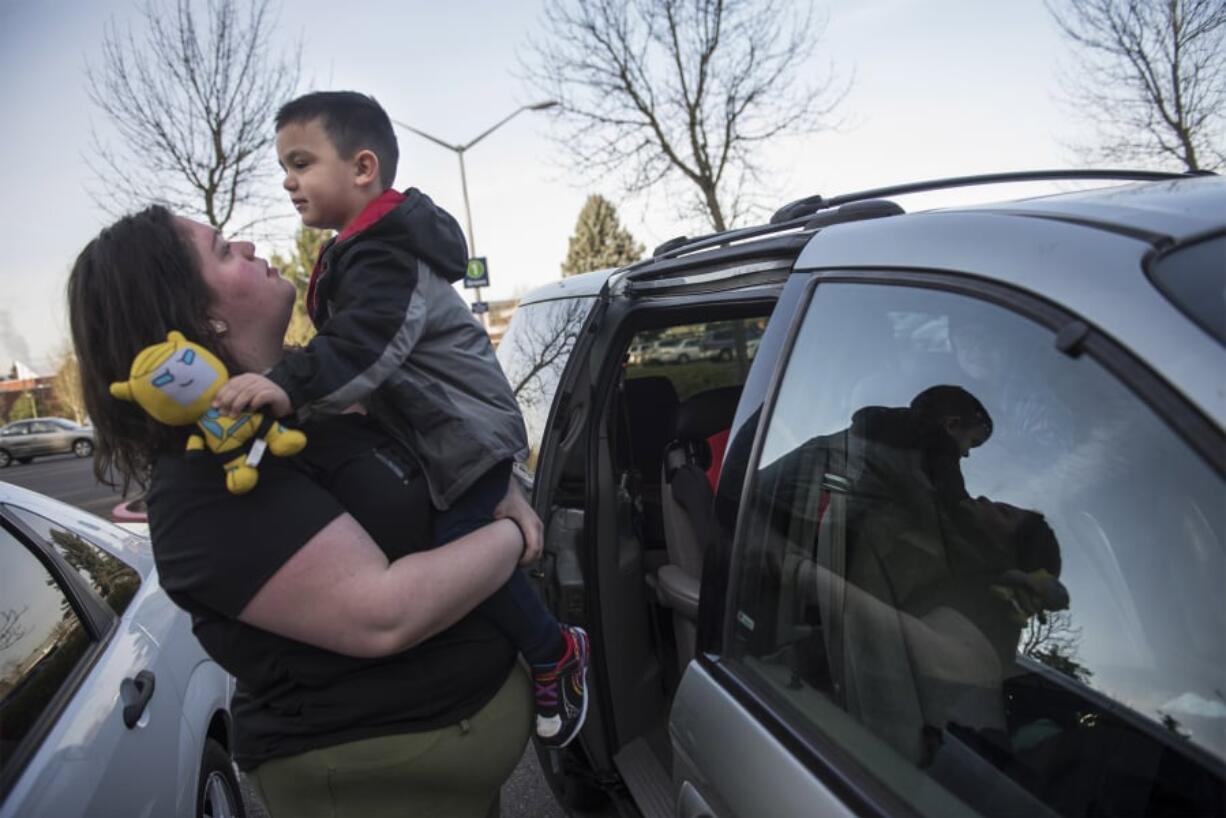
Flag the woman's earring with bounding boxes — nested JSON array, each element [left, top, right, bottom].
[[209, 319, 228, 336]]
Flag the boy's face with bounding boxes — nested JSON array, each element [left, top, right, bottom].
[[942, 416, 991, 457], [276, 118, 365, 230]]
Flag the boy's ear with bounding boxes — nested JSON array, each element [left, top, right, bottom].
[[353, 149, 381, 187]]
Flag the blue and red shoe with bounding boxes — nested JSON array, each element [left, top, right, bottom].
[[533, 625, 590, 749]]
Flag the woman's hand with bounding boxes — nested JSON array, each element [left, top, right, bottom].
[[494, 474, 544, 565]]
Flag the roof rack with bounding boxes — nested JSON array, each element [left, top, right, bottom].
[[769, 168, 1204, 224], [641, 168, 1210, 267]]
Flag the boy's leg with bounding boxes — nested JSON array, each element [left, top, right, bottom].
[[434, 461, 563, 664], [437, 461, 590, 748]]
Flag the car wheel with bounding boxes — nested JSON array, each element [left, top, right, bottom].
[[678, 354, 690, 363], [15, 457, 33, 464], [718, 348, 732, 361], [0, 449, 10, 468], [73, 439, 94, 458], [198, 738, 245, 818]]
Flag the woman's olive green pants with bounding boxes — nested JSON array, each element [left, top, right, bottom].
[[247, 663, 531, 818]]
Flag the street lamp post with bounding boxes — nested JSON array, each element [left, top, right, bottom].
[[392, 101, 557, 322]]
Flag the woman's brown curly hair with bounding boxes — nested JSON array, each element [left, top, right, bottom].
[[67, 205, 238, 494]]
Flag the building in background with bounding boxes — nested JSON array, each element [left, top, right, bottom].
[[0, 361, 53, 421]]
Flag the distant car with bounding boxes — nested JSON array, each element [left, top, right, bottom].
[[651, 337, 704, 364], [626, 341, 653, 366], [701, 326, 764, 361], [0, 418, 95, 467], [0, 482, 243, 818]]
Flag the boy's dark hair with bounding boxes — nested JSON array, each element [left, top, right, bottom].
[[276, 91, 399, 189], [910, 385, 993, 440], [67, 205, 237, 494]]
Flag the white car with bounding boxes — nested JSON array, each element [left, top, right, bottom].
[[650, 337, 705, 364], [0, 482, 243, 818]]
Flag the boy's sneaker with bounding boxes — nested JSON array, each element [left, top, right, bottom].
[[532, 625, 590, 749]]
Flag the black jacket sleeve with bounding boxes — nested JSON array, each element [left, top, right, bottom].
[[267, 240, 427, 420]]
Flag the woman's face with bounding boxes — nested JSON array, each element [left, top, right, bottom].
[[177, 217, 296, 368]]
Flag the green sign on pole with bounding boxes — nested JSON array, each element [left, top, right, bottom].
[[464, 257, 490, 289]]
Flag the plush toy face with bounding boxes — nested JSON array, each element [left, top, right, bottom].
[[110, 331, 229, 426]]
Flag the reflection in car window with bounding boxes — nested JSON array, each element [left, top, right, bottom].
[[497, 297, 597, 475], [730, 283, 1226, 817], [6, 507, 141, 617], [0, 526, 91, 771]]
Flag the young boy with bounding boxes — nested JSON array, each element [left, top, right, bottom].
[[215, 91, 588, 748]]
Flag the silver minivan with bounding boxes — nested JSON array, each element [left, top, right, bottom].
[[497, 172, 1225, 817]]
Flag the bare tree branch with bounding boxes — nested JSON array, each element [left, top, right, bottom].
[[525, 0, 850, 231], [1048, 0, 1226, 171], [85, 0, 301, 234]]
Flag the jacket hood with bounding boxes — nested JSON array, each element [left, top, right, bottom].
[[396, 188, 470, 283]]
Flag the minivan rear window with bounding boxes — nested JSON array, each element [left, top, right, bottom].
[[1148, 234, 1225, 345]]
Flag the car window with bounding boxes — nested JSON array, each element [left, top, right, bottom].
[[497, 296, 597, 475], [6, 506, 141, 618], [1148, 234, 1225, 345], [726, 282, 1225, 818], [0, 525, 92, 774], [2, 424, 27, 436]]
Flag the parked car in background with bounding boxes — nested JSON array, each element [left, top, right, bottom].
[[0, 482, 243, 818], [650, 337, 705, 364], [0, 418, 94, 467], [496, 171, 1225, 818]]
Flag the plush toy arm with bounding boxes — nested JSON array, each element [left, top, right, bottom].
[[186, 434, 205, 452]]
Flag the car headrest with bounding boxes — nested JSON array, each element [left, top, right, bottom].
[[623, 376, 680, 478], [675, 385, 743, 442]]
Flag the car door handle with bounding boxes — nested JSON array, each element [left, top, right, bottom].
[[120, 670, 156, 728]]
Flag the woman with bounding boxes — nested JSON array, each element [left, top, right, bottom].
[[68, 206, 540, 817]]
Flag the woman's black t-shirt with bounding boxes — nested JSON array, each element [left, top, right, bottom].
[[146, 413, 516, 770]]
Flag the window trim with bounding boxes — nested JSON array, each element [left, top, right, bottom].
[[1143, 226, 1226, 347], [704, 267, 1225, 812], [0, 514, 115, 799]]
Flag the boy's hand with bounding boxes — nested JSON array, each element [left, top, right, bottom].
[[495, 476, 543, 565], [213, 373, 292, 418]]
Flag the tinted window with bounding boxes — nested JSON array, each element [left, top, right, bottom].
[[729, 282, 1225, 817], [497, 297, 597, 475], [0, 526, 91, 771], [6, 506, 141, 617], [1149, 234, 1226, 344]]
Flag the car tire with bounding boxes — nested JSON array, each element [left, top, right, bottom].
[[15, 457, 33, 464], [718, 348, 732, 361], [197, 738, 245, 818], [678, 354, 690, 363], [0, 449, 10, 468], [533, 741, 608, 811], [73, 439, 94, 458]]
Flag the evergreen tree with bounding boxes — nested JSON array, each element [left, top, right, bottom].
[[560, 195, 644, 277], [270, 225, 333, 346]]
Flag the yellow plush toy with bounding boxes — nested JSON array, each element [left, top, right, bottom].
[[110, 331, 306, 494]]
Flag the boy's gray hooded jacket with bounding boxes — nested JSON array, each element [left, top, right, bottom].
[[267, 188, 527, 509]]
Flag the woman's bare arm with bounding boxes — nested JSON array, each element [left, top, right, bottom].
[[238, 514, 523, 658]]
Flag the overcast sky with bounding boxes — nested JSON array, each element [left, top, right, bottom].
[[1, 0, 1088, 374]]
